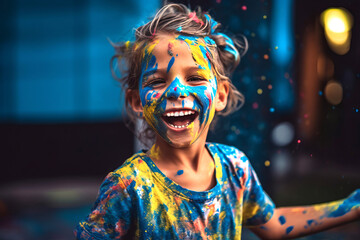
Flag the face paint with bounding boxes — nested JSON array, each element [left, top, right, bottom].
[[138, 34, 218, 147]]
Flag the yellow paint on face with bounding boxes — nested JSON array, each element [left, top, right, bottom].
[[181, 37, 214, 81]]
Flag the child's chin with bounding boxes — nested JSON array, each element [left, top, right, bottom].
[[165, 136, 198, 148]]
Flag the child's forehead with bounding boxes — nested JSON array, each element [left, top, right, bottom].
[[145, 34, 207, 54]]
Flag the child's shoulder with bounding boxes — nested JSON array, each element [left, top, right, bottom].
[[106, 151, 152, 187]]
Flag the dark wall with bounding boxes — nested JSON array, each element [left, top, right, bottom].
[[1, 121, 133, 184]]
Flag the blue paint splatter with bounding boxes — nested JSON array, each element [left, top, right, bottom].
[[176, 170, 184, 176], [328, 189, 360, 218], [286, 226, 294, 234], [167, 56, 175, 73], [302, 210, 307, 214], [176, 26, 182, 32], [278, 215, 286, 225], [307, 219, 314, 226]]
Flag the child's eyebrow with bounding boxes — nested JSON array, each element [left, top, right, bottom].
[[142, 68, 166, 79]]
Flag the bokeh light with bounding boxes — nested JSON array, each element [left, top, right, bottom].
[[271, 122, 295, 147], [271, 151, 292, 178], [324, 80, 343, 105], [321, 8, 353, 55]]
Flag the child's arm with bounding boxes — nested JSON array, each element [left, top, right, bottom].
[[250, 189, 360, 240]]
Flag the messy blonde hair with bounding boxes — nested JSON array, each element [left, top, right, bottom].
[[111, 3, 247, 144]]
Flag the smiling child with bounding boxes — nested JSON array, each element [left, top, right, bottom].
[[75, 3, 360, 239]]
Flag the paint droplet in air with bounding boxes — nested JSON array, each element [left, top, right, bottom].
[[264, 160, 270, 167], [269, 107, 275, 112], [257, 88, 263, 95], [241, 5, 247, 10], [263, 15, 267, 19], [263, 54, 269, 60], [261, 75, 266, 80], [252, 102, 259, 109], [297, 139, 301, 144]]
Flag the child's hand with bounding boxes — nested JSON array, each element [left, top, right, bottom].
[[347, 189, 360, 217]]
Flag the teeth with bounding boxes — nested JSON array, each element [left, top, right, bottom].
[[169, 123, 189, 129], [164, 110, 195, 117]]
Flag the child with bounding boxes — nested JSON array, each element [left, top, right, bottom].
[[75, 3, 360, 239]]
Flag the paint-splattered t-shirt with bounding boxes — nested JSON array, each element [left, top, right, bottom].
[[75, 143, 274, 239]]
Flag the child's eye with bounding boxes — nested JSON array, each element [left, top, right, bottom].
[[143, 78, 166, 88], [187, 76, 207, 83]]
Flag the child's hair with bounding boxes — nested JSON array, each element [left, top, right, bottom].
[[111, 3, 248, 145]]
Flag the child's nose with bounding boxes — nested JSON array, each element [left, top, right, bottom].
[[164, 77, 189, 100]]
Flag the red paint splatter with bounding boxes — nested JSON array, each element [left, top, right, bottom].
[[174, 87, 177, 91], [206, 51, 211, 60], [155, 93, 160, 98], [168, 43, 174, 56], [205, 91, 212, 106], [241, 5, 247, 11], [188, 12, 204, 26], [297, 139, 301, 144]]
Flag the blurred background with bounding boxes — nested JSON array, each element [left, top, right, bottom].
[[1, 0, 359, 239]]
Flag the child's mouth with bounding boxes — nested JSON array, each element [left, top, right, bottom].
[[162, 109, 198, 129]]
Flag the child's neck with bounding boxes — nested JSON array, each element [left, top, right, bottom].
[[148, 139, 210, 172], [148, 135, 211, 174], [147, 136, 216, 191]]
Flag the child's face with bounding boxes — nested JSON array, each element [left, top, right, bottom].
[[135, 34, 227, 147]]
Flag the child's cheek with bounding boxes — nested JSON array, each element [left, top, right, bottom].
[[145, 90, 161, 104]]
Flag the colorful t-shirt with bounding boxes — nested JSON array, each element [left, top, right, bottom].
[[75, 143, 275, 239]]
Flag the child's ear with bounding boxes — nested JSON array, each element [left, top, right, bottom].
[[126, 89, 143, 114], [215, 81, 229, 112]]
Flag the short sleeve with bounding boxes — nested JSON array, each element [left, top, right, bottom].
[[242, 157, 275, 227], [75, 172, 133, 239]]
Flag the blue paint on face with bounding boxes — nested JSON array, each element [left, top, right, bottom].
[[164, 77, 190, 99], [176, 170, 184, 176], [167, 56, 175, 73], [139, 50, 159, 107], [278, 215, 286, 225], [286, 226, 294, 234], [138, 35, 219, 146], [307, 219, 314, 226]]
